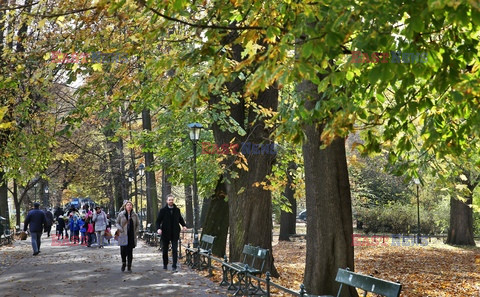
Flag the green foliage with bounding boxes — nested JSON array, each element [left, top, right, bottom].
[[357, 200, 449, 235]]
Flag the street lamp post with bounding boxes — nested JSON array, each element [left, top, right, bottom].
[[414, 178, 421, 244], [188, 122, 202, 248], [128, 171, 134, 202], [138, 163, 145, 229], [44, 185, 49, 208], [34, 183, 38, 204]]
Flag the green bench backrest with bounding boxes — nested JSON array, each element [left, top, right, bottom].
[[240, 244, 269, 272], [335, 268, 401, 297], [200, 234, 216, 250]]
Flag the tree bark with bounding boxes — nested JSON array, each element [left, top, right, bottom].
[[184, 184, 193, 228], [104, 127, 127, 213], [161, 166, 172, 207], [199, 195, 211, 228], [446, 172, 477, 246], [279, 162, 297, 241], [210, 66, 279, 275], [142, 109, 159, 225], [201, 177, 229, 257], [446, 195, 475, 246], [0, 171, 9, 229], [300, 79, 357, 297]]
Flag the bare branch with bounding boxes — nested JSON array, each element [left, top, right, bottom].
[[0, 1, 39, 12]]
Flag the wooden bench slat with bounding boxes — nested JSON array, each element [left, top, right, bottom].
[[335, 268, 401, 297]]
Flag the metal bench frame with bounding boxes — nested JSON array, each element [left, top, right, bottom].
[[326, 268, 402, 297]]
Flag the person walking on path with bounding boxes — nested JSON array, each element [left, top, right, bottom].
[[43, 209, 54, 237], [93, 206, 108, 248], [24, 202, 47, 256], [85, 214, 95, 247], [68, 214, 81, 244], [156, 194, 187, 271], [56, 215, 66, 240], [115, 201, 140, 272]]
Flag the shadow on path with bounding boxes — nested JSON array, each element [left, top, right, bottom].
[[0, 234, 227, 297]]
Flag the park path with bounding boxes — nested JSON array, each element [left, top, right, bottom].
[[0, 233, 228, 297]]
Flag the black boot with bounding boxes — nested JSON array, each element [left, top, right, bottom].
[[121, 262, 126, 272], [127, 261, 132, 272]]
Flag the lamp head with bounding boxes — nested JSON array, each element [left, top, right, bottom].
[[188, 123, 203, 142]]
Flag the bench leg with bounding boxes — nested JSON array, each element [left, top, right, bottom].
[[220, 264, 230, 286], [233, 270, 248, 296]]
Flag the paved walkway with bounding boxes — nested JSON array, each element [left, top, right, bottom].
[[0, 233, 228, 297]]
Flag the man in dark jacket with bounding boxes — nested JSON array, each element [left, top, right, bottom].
[[156, 194, 187, 271], [24, 202, 47, 256]]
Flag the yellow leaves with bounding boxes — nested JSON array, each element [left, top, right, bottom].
[[43, 52, 51, 61], [241, 40, 264, 59], [38, 19, 47, 29], [92, 63, 103, 72], [56, 16, 65, 27], [56, 152, 79, 163], [0, 106, 14, 130]]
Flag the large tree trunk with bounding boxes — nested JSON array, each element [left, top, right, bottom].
[[447, 195, 475, 246], [279, 162, 297, 241], [161, 166, 172, 207], [184, 184, 193, 228], [201, 177, 229, 257], [142, 109, 159, 225], [0, 171, 9, 229], [300, 80, 357, 297], [105, 128, 127, 213], [199, 195, 211, 228], [13, 180, 21, 227], [210, 81, 279, 276]]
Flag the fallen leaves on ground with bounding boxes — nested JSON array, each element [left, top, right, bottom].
[[199, 238, 480, 297]]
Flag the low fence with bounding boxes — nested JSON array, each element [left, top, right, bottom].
[[196, 250, 311, 296]]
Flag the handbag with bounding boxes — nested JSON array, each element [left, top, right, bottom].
[[19, 231, 28, 240], [117, 234, 128, 246]]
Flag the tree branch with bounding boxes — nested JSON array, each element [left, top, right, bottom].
[[24, 6, 96, 18], [137, 0, 266, 31], [0, 1, 39, 12]]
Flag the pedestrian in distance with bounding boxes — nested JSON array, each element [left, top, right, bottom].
[[156, 194, 187, 271], [115, 201, 140, 272], [79, 215, 86, 245], [69, 214, 80, 244], [43, 208, 54, 237], [85, 215, 94, 247], [56, 215, 65, 240], [92, 206, 108, 248], [24, 202, 47, 256]]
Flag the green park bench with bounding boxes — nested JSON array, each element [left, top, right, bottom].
[[221, 244, 269, 296], [0, 217, 12, 246], [185, 234, 215, 269], [319, 267, 402, 297], [143, 223, 154, 244]]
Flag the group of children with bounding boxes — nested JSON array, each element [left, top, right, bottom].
[[54, 208, 112, 247]]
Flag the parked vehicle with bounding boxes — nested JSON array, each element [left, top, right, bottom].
[[297, 210, 306, 221]]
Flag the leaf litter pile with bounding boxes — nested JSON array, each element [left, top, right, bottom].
[[199, 237, 480, 296]]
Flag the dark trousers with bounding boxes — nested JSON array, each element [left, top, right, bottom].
[[162, 238, 178, 268], [121, 245, 134, 265], [87, 233, 94, 246], [44, 226, 52, 237]]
